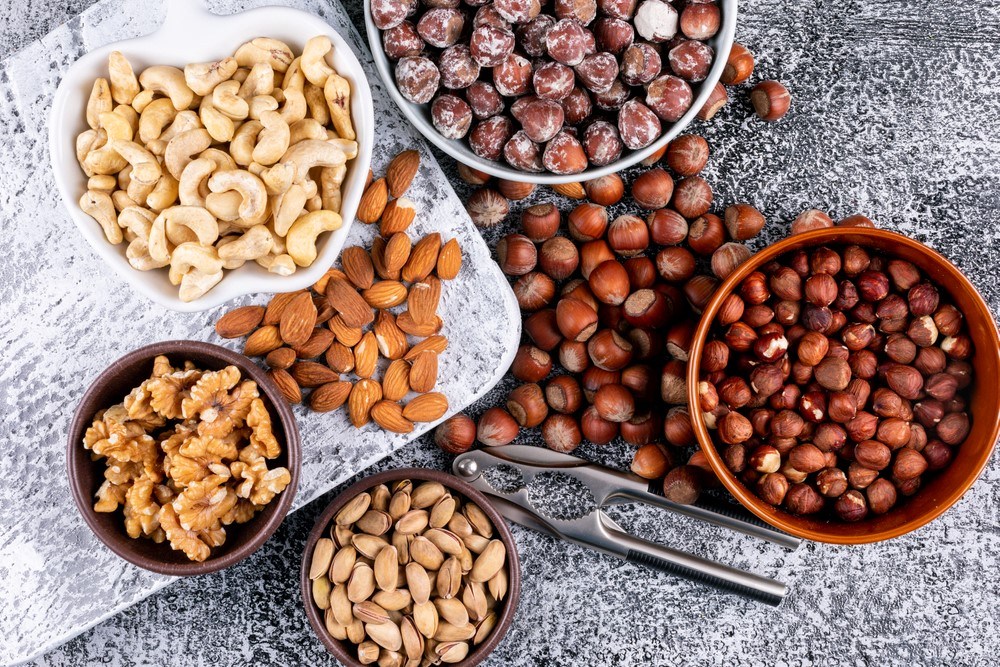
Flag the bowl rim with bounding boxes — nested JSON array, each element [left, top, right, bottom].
[[48, 0, 374, 312], [361, 0, 738, 185], [300, 467, 521, 667], [66, 339, 301, 575], [687, 227, 1000, 544]]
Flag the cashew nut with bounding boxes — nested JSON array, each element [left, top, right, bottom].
[[149, 206, 220, 262], [138, 98, 179, 144], [252, 111, 290, 166], [304, 83, 331, 126], [323, 72, 355, 141], [208, 169, 267, 222], [205, 191, 242, 221], [260, 163, 295, 195], [217, 224, 273, 262], [288, 118, 329, 145], [278, 139, 348, 182], [320, 165, 347, 213], [139, 66, 194, 110], [248, 94, 279, 120], [112, 190, 139, 212], [76, 129, 103, 175], [286, 209, 342, 267], [146, 172, 180, 212], [158, 110, 202, 144], [130, 89, 156, 113], [109, 139, 161, 186], [108, 52, 139, 105], [113, 104, 139, 134], [184, 57, 238, 96], [230, 120, 263, 166], [178, 158, 217, 206], [87, 78, 113, 130], [84, 112, 133, 175], [215, 236, 244, 269], [301, 35, 335, 87], [127, 236, 170, 271], [278, 58, 307, 124], [256, 252, 296, 276], [212, 80, 249, 120], [272, 182, 310, 236], [88, 174, 117, 193], [199, 148, 238, 172], [80, 190, 122, 244], [164, 128, 212, 180], [306, 194, 323, 212], [118, 206, 157, 239], [198, 96, 236, 143], [235, 38, 294, 73], [238, 62, 274, 99]]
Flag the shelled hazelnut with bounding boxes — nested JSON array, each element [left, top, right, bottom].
[[702, 244, 974, 522]]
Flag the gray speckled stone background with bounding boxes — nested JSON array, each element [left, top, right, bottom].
[[4, 0, 1000, 665]]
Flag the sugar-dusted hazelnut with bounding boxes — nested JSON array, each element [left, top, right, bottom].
[[383, 21, 425, 59], [634, 0, 679, 42], [430, 94, 473, 139], [937, 412, 970, 446], [756, 472, 789, 506], [518, 98, 566, 143], [593, 78, 632, 110], [865, 478, 897, 515], [533, 62, 576, 100], [933, 304, 963, 337], [618, 99, 662, 150], [594, 17, 635, 54], [582, 121, 624, 166], [469, 25, 516, 67], [621, 43, 662, 86], [599, 0, 637, 19], [474, 4, 512, 29], [493, 0, 541, 23], [646, 75, 694, 122], [503, 131, 545, 172], [554, 0, 598, 23], [668, 40, 714, 82], [493, 53, 533, 96], [395, 56, 440, 104], [543, 131, 588, 174], [371, 0, 413, 30], [561, 86, 594, 124], [465, 81, 503, 119], [417, 8, 465, 48], [696, 82, 729, 121], [477, 407, 520, 446], [834, 489, 868, 522], [672, 176, 713, 220], [516, 14, 555, 56], [631, 442, 673, 479], [469, 116, 514, 160], [666, 134, 709, 176], [593, 383, 635, 422], [750, 80, 791, 122], [545, 18, 591, 66], [576, 52, 620, 93], [439, 45, 481, 90], [631, 168, 674, 210], [680, 2, 721, 39]]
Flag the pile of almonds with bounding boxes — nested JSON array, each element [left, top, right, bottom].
[[308, 478, 509, 664], [216, 150, 463, 433]]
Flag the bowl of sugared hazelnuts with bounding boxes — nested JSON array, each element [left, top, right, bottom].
[[688, 227, 1000, 544], [364, 0, 737, 183]]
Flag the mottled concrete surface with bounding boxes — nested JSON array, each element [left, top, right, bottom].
[[4, 0, 1000, 665]]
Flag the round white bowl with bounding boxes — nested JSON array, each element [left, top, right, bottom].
[[363, 0, 737, 184], [49, 0, 374, 312]]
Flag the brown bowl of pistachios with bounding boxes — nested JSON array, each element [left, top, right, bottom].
[[300, 468, 520, 666]]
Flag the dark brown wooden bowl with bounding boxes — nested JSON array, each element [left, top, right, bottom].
[[67, 340, 300, 575], [688, 228, 1000, 544], [301, 468, 521, 667]]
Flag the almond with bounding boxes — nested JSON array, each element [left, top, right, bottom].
[[349, 378, 382, 427], [383, 232, 412, 274], [327, 314, 362, 346], [264, 290, 305, 325], [265, 347, 296, 370], [215, 305, 265, 338], [313, 293, 335, 325], [325, 341, 355, 374], [370, 236, 397, 280], [325, 276, 374, 328], [292, 328, 334, 359], [290, 361, 341, 388], [362, 280, 408, 309], [552, 182, 586, 199], [357, 177, 388, 224], [409, 350, 439, 393], [374, 310, 409, 360], [245, 325, 284, 356], [382, 359, 412, 401], [279, 292, 317, 347], [436, 238, 462, 281], [386, 149, 420, 198], [310, 381, 352, 412], [402, 233, 441, 283], [408, 278, 441, 326], [380, 198, 417, 235], [313, 269, 348, 296], [371, 400, 415, 434], [268, 368, 302, 403], [403, 392, 449, 422], [341, 246, 374, 290], [354, 331, 379, 379], [405, 335, 448, 361], [397, 311, 443, 337]]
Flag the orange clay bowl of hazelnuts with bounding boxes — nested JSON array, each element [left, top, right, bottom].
[[687, 227, 1000, 544]]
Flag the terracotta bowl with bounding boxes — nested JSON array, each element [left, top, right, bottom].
[[67, 340, 300, 575], [688, 228, 1000, 544], [301, 468, 521, 667]]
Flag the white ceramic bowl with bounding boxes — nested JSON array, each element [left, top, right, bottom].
[[50, 0, 374, 312], [363, 0, 737, 184]]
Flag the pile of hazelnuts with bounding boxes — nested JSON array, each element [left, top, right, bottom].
[[372, 0, 790, 175], [701, 244, 974, 521], [434, 131, 775, 506]]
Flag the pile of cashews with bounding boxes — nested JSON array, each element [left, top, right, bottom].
[[75, 36, 360, 302]]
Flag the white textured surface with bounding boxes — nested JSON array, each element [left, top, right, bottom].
[[0, 0, 518, 664]]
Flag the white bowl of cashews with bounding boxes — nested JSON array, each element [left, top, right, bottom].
[[49, 0, 374, 311]]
